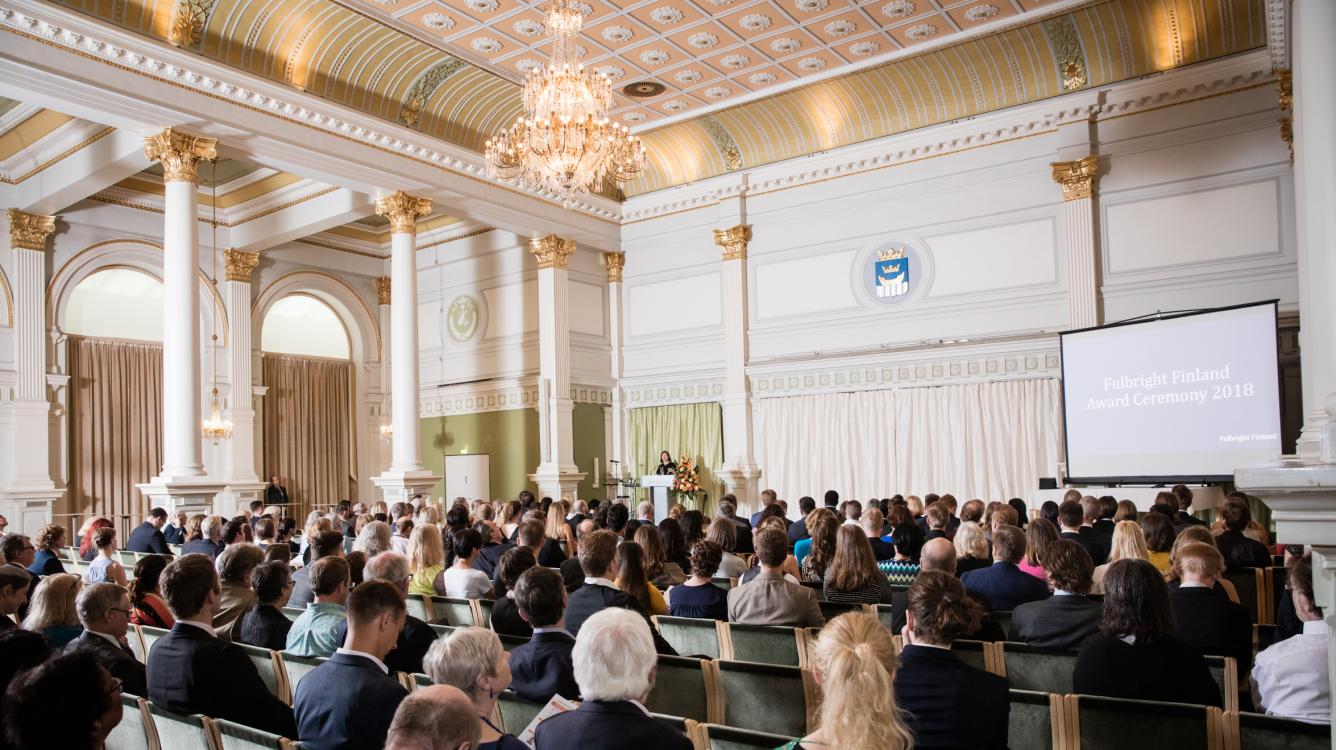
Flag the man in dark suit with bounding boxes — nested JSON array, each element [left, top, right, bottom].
[[748, 489, 780, 528], [786, 496, 817, 545], [162, 511, 188, 545], [1057, 500, 1109, 565], [1009, 540, 1102, 651], [861, 509, 896, 561], [564, 530, 676, 655], [508, 567, 579, 702], [265, 475, 289, 508], [1093, 496, 1119, 536], [960, 525, 1050, 612], [474, 532, 514, 582], [333, 551, 436, 674], [1169, 542, 1253, 674], [181, 515, 225, 559], [296, 580, 409, 750], [887, 539, 1005, 640], [127, 508, 172, 555], [1, 535, 36, 620], [67, 582, 148, 696], [895, 570, 1010, 749], [939, 494, 962, 532], [147, 554, 295, 737], [564, 500, 588, 540], [534, 608, 692, 750], [1215, 499, 1272, 570], [1170, 485, 1208, 534], [290, 530, 345, 608]]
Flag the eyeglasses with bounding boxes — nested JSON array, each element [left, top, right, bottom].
[[107, 608, 132, 617]]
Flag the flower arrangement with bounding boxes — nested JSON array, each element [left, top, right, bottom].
[[671, 455, 702, 507]]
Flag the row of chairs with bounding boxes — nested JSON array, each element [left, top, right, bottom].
[[107, 695, 302, 750]]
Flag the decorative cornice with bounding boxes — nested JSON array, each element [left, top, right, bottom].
[[167, 0, 214, 48], [142, 127, 217, 183], [8, 208, 56, 251], [713, 225, 752, 261], [223, 249, 259, 282], [375, 277, 391, 306], [603, 252, 625, 283], [375, 191, 432, 233], [0, 125, 114, 185], [1276, 68, 1292, 110], [529, 235, 575, 270], [1050, 155, 1099, 202], [1265, 0, 1289, 71]]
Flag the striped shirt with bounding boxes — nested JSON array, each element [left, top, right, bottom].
[[877, 560, 922, 587]]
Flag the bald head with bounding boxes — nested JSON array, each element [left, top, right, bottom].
[[576, 519, 595, 538], [920, 537, 957, 575], [386, 685, 480, 750]]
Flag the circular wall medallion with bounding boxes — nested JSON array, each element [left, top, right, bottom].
[[623, 112, 647, 123], [794, 0, 828, 12], [797, 56, 827, 71], [448, 296, 482, 342], [623, 80, 666, 98], [882, 0, 915, 19], [702, 85, 732, 99], [965, 3, 1000, 21], [858, 242, 930, 306], [464, 0, 499, 12], [662, 99, 689, 112], [720, 53, 751, 69], [515, 58, 543, 74], [674, 69, 703, 84], [849, 40, 880, 56], [471, 37, 503, 53]]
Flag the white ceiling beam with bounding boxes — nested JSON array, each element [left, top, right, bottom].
[[0, 127, 148, 214], [227, 186, 376, 253]]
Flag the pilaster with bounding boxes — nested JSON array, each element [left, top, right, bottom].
[[1051, 155, 1101, 330], [714, 216, 761, 511], [217, 249, 264, 514], [605, 251, 626, 497], [528, 234, 586, 500]]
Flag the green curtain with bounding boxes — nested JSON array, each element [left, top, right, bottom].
[[627, 402, 724, 517]]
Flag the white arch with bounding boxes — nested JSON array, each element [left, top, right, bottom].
[[252, 271, 380, 366], [0, 265, 11, 327]]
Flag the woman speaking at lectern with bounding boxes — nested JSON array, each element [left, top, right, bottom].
[[656, 451, 678, 476]]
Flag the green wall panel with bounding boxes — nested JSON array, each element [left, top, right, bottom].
[[572, 402, 607, 501]]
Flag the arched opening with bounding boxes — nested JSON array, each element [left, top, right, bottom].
[[64, 268, 164, 341], [260, 294, 351, 359]]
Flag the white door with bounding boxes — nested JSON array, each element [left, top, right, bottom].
[[444, 454, 491, 501]]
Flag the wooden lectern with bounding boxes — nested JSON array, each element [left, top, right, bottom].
[[640, 475, 675, 521]]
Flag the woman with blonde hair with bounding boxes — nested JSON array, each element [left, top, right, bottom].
[[779, 613, 912, 750], [953, 521, 992, 577], [1166, 526, 1241, 603], [22, 573, 83, 647], [544, 500, 578, 556], [408, 523, 447, 596], [1092, 520, 1151, 594], [184, 513, 207, 542], [425, 627, 526, 750], [416, 504, 441, 527], [635, 525, 685, 588], [905, 495, 925, 519]]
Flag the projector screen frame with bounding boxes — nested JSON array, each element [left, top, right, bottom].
[[1058, 299, 1282, 486]]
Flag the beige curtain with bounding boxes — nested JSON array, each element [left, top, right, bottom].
[[262, 353, 355, 519], [66, 336, 164, 524], [627, 402, 724, 516]]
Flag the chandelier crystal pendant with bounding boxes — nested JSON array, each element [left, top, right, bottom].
[[485, 0, 646, 203], [203, 386, 233, 444], [202, 161, 231, 444]]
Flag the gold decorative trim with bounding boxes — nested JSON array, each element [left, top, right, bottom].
[[1279, 117, 1293, 163], [251, 270, 382, 360], [230, 186, 341, 226], [603, 251, 625, 283], [0, 126, 115, 185], [1050, 155, 1099, 201], [293, 237, 388, 259], [0, 265, 12, 328], [375, 191, 432, 233], [1041, 15, 1088, 92], [1276, 68, 1292, 110], [529, 235, 575, 269], [8, 208, 56, 251], [223, 249, 259, 282], [375, 277, 391, 306], [88, 185, 341, 228], [168, 0, 215, 48], [143, 127, 217, 183], [713, 224, 752, 261], [416, 226, 495, 251]]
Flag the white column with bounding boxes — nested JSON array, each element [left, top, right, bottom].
[[528, 235, 585, 500], [605, 252, 627, 498], [372, 192, 439, 502], [218, 249, 265, 514], [1052, 155, 1101, 330], [715, 223, 762, 512], [137, 128, 222, 514], [0, 210, 62, 536], [375, 276, 393, 471]]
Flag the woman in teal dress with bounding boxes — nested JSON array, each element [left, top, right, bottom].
[[21, 573, 84, 648]]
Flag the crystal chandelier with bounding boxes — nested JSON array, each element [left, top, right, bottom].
[[203, 387, 232, 444], [485, 0, 645, 203], [202, 161, 231, 444]]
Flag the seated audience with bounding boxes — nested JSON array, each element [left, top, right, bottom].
[[295, 580, 409, 749], [1057, 500, 1108, 565], [286, 556, 351, 658], [824, 525, 895, 604], [27, 523, 66, 576], [127, 508, 172, 555], [953, 521, 992, 577], [615, 542, 664, 616], [182, 515, 225, 559], [544, 501, 577, 566], [1215, 492, 1272, 546], [959, 499, 985, 525], [354, 520, 393, 558], [213, 543, 263, 641], [129, 555, 174, 628], [385, 685, 481, 750], [1215, 499, 1272, 570], [239, 560, 293, 651], [1093, 496, 1118, 535], [0, 629, 50, 698], [1113, 499, 1138, 523], [2, 651, 123, 750], [331, 551, 435, 674], [636, 525, 685, 588], [508, 567, 580, 702], [490, 547, 537, 638], [1073, 559, 1222, 707], [1140, 512, 1175, 573], [0, 564, 30, 630], [779, 613, 912, 750], [1171, 485, 1207, 534], [718, 500, 754, 554], [860, 508, 896, 561], [1008, 540, 1101, 651], [1169, 542, 1252, 680], [961, 525, 1049, 612], [534, 608, 693, 750], [67, 582, 147, 697], [923, 502, 951, 542], [728, 528, 824, 627], [886, 538, 1003, 641], [881, 523, 923, 585], [426, 628, 527, 750], [565, 530, 677, 654], [797, 510, 838, 581], [2, 533, 37, 609], [895, 570, 1009, 748], [444, 529, 494, 599], [22, 573, 83, 647], [667, 540, 729, 620], [1008, 498, 1029, 530], [84, 528, 127, 586], [147, 553, 295, 736], [292, 530, 345, 607], [658, 518, 692, 572], [706, 518, 748, 579], [391, 517, 413, 557], [1092, 520, 1151, 595], [785, 496, 817, 545], [1166, 526, 1241, 603], [1251, 553, 1329, 723], [78, 516, 113, 562], [1019, 518, 1058, 580]]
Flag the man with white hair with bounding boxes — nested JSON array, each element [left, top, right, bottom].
[[182, 515, 225, 559], [67, 582, 147, 696], [636, 501, 654, 525], [533, 608, 692, 750], [333, 551, 436, 673]]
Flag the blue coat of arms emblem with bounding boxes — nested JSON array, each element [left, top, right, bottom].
[[875, 247, 909, 299]]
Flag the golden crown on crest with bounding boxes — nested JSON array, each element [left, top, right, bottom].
[[879, 247, 906, 261]]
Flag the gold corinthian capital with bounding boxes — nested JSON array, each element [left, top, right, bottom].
[[143, 127, 217, 183], [713, 224, 752, 261], [529, 235, 576, 269], [1050, 156, 1100, 202], [375, 192, 432, 233], [375, 277, 391, 306], [603, 252, 625, 283], [8, 209, 56, 252], [223, 249, 259, 282]]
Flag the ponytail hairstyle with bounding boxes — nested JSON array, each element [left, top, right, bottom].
[[906, 569, 984, 645], [809, 613, 912, 750]]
